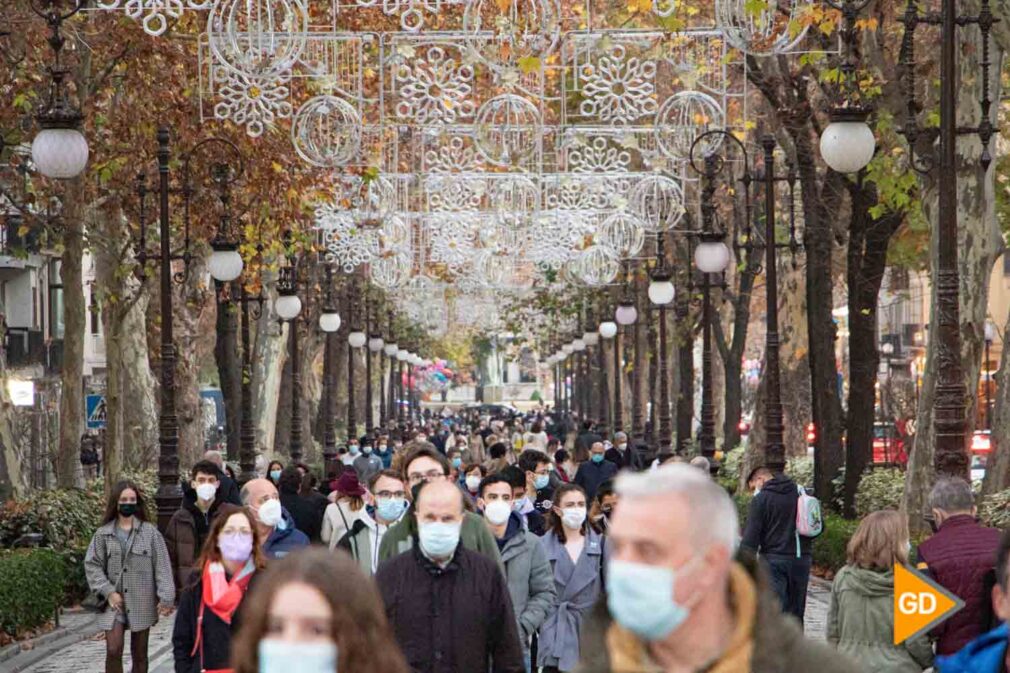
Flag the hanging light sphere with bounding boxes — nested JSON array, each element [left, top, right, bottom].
[[319, 310, 342, 333], [573, 338, 587, 352], [32, 127, 89, 179], [384, 342, 399, 356], [368, 335, 385, 352], [348, 330, 367, 348], [615, 301, 638, 326], [819, 109, 876, 174], [599, 321, 618, 339], [648, 275, 676, 306], [694, 238, 732, 274], [274, 293, 302, 321], [207, 243, 244, 283], [583, 330, 600, 347]]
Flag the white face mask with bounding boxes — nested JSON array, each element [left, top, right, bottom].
[[465, 475, 482, 492], [561, 506, 587, 530], [257, 498, 283, 527], [484, 499, 512, 526], [195, 482, 217, 502]]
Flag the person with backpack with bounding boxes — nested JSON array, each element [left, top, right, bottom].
[[740, 467, 819, 625]]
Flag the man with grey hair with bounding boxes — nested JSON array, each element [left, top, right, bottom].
[[578, 464, 857, 673], [689, 455, 711, 473], [916, 476, 1001, 655], [201, 449, 242, 504]]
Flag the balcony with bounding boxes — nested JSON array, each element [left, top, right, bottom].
[[5, 328, 63, 374]]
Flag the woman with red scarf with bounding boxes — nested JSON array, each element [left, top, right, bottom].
[[172, 504, 265, 673]]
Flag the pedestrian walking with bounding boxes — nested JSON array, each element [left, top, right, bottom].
[[277, 466, 324, 543], [588, 479, 617, 534], [165, 460, 228, 593], [553, 449, 576, 483], [739, 467, 813, 624], [353, 437, 384, 485], [573, 442, 618, 503], [603, 432, 632, 469], [523, 421, 549, 451], [266, 461, 284, 485], [231, 548, 408, 673], [321, 471, 368, 550], [378, 446, 501, 568], [337, 469, 409, 574], [376, 480, 525, 673], [936, 528, 1010, 672], [240, 478, 309, 560], [84, 481, 176, 673], [462, 462, 486, 505], [203, 450, 243, 505], [916, 477, 1002, 655], [827, 510, 933, 672], [172, 505, 265, 673], [578, 464, 859, 673], [479, 474, 557, 672], [537, 483, 605, 673]]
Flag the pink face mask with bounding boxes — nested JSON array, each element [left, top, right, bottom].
[[218, 532, 253, 562]]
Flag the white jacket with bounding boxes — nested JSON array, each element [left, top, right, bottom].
[[321, 500, 367, 550]]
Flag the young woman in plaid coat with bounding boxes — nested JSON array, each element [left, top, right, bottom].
[[85, 480, 176, 673]]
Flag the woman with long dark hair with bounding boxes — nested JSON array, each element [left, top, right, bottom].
[[232, 548, 407, 673], [85, 481, 175, 673], [172, 504, 266, 673], [537, 483, 606, 673]]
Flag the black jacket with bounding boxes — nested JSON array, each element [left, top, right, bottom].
[[279, 492, 325, 543], [573, 459, 619, 502], [375, 543, 524, 673], [172, 573, 252, 673], [740, 475, 812, 558], [216, 473, 243, 506]]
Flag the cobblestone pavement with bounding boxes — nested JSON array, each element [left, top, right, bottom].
[[13, 616, 175, 673], [10, 586, 830, 672]]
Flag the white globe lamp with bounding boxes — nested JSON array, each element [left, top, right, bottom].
[[648, 272, 676, 306], [319, 310, 341, 333], [348, 330, 367, 349], [819, 109, 875, 174], [599, 321, 618, 339], [274, 293, 302, 321], [694, 236, 731, 274], [207, 242, 244, 282], [384, 342, 399, 357], [368, 335, 385, 352], [573, 338, 587, 352], [32, 127, 89, 179], [615, 301, 638, 326], [583, 330, 600, 347]]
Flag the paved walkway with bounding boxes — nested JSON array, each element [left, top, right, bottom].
[[5, 586, 830, 672]]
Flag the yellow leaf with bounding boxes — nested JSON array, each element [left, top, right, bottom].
[[518, 55, 541, 74], [271, 161, 284, 173]]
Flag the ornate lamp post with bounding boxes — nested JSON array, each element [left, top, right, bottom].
[[648, 233, 675, 456], [897, 0, 997, 477], [347, 288, 367, 441], [367, 322, 384, 436], [599, 316, 618, 431], [319, 266, 341, 476], [274, 259, 304, 462]]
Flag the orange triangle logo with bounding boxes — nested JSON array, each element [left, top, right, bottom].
[[893, 563, 965, 645]]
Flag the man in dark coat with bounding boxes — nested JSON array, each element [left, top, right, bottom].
[[574, 421, 601, 463], [202, 450, 242, 504], [740, 469, 812, 624], [578, 463, 858, 673], [164, 460, 227, 592], [277, 466, 323, 543], [375, 480, 524, 673], [917, 476, 1002, 656], [574, 442, 619, 502]]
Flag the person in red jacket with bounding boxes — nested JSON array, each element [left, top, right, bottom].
[[916, 477, 1002, 656]]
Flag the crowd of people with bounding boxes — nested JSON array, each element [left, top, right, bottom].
[[81, 410, 1010, 673]]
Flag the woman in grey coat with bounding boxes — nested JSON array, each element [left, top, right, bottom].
[[537, 483, 607, 673], [85, 481, 175, 673]]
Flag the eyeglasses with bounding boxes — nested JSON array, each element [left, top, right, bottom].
[[376, 490, 407, 499], [407, 470, 445, 484]]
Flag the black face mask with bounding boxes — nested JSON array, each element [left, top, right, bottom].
[[118, 503, 139, 518]]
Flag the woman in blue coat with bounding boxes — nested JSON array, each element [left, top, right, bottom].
[[537, 483, 606, 673]]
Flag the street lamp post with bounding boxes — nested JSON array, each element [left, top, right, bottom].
[[275, 261, 304, 462], [985, 321, 995, 431], [347, 290, 366, 442], [319, 266, 341, 477], [649, 233, 675, 456], [898, 0, 996, 477], [760, 135, 787, 474]]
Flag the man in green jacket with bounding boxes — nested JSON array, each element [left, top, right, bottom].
[[378, 445, 503, 572]]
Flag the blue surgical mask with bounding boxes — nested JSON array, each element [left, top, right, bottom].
[[606, 559, 699, 641], [269, 469, 282, 482], [259, 639, 336, 673], [376, 497, 407, 522], [591, 453, 605, 464], [451, 457, 462, 469], [418, 521, 461, 559], [533, 474, 550, 490]]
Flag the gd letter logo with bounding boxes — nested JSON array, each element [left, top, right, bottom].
[[893, 564, 965, 645]]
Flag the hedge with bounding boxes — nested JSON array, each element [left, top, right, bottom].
[[0, 549, 67, 638]]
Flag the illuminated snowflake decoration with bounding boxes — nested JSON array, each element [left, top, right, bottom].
[[425, 176, 485, 212], [567, 136, 632, 173], [316, 208, 380, 273], [97, 0, 211, 36], [395, 47, 475, 124], [424, 136, 485, 173], [579, 45, 657, 125], [427, 214, 477, 270], [213, 68, 292, 138]]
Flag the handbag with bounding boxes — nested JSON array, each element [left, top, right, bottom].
[[81, 590, 108, 613]]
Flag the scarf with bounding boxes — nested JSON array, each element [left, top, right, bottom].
[[607, 563, 757, 673], [201, 559, 256, 625]]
